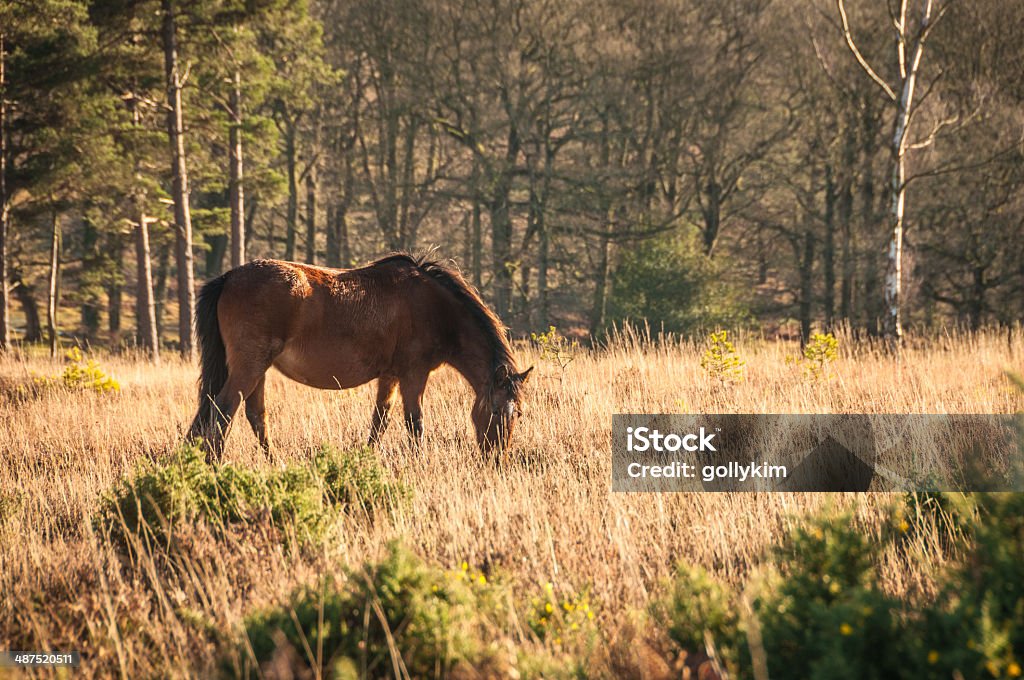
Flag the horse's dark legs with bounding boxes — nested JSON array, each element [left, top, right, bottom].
[[399, 373, 428, 445], [202, 368, 267, 462], [368, 377, 398, 446], [245, 374, 270, 455]]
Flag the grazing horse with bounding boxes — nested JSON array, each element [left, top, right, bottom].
[[187, 254, 532, 461]]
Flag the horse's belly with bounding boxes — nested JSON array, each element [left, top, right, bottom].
[[272, 344, 377, 390]]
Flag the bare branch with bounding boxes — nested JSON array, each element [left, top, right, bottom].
[[836, 0, 897, 101]]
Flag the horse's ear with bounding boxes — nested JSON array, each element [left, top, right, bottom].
[[517, 366, 534, 383], [494, 364, 512, 386]]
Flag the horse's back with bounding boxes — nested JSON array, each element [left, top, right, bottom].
[[215, 257, 442, 389]]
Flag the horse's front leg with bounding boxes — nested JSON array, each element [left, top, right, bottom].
[[368, 377, 398, 446], [399, 373, 429, 446]]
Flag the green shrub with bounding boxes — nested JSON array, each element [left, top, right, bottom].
[[525, 580, 597, 647], [700, 330, 745, 384], [800, 332, 839, 380], [649, 564, 743, 675], [752, 515, 912, 680], [233, 545, 586, 679], [608, 231, 751, 336], [33, 347, 120, 393], [96, 443, 407, 547], [923, 493, 1024, 679], [651, 500, 1024, 679]]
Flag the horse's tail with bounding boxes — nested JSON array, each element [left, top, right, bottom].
[[189, 273, 230, 436]]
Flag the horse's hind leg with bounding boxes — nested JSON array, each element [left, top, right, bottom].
[[245, 374, 270, 455], [205, 368, 266, 462], [368, 377, 398, 446]]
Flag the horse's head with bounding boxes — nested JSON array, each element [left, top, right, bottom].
[[474, 364, 533, 451]]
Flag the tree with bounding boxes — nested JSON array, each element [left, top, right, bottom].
[[837, 0, 950, 344]]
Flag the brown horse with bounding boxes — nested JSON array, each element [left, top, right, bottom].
[[187, 254, 532, 460]]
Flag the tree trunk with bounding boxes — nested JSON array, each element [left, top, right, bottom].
[[305, 167, 317, 264], [154, 243, 171, 341], [969, 265, 985, 331], [537, 215, 549, 330], [589, 230, 612, 336], [838, 129, 855, 323], [471, 197, 482, 290], [135, 208, 159, 362], [822, 163, 836, 330], [799, 227, 816, 346], [701, 179, 722, 256], [229, 68, 245, 269], [489, 129, 520, 320], [80, 218, 101, 341], [206, 233, 227, 276], [489, 185, 513, 320], [10, 274, 42, 342], [0, 34, 9, 352], [285, 123, 298, 260], [162, 0, 195, 359], [47, 212, 61, 358], [107, 235, 123, 345]]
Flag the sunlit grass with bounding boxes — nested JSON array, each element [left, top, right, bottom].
[[0, 329, 1021, 676]]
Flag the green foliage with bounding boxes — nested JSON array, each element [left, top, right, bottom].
[[753, 515, 911, 680], [650, 500, 1024, 679], [34, 347, 120, 393], [700, 330, 745, 384], [925, 493, 1024, 679], [234, 545, 588, 679], [530, 326, 579, 371], [649, 564, 743, 675], [96, 443, 406, 547], [802, 333, 839, 380], [608, 231, 751, 336], [525, 580, 597, 647]]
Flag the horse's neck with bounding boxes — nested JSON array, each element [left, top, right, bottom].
[[447, 329, 497, 403]]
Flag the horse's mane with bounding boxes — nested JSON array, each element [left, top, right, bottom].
[[372, 253, 515, 372]]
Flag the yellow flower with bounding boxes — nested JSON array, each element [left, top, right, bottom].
[[477, 574, 486, 585], [839, 623, 853, 636], [898, 520, 910, 533], [927, 650, 939, 664], [545, 602, 553, 614], [460, 561, 468, 572], [1008, 662, 1022, 678], [986, 660, 999, 677]]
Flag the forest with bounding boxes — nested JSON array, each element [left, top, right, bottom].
[[1, 0, 1022, 357]]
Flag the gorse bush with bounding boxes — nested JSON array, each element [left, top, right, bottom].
[[525, 580, 597, 647], [649, 563, 743, 676], [233, 544, 590, 679], [96, 443, 407, 547], [34, 347, 120, 393], [700, 330, 745, 384], [530, 325, 578, 371], [651, 499, 1024, 679], [799, 332, 839, 380]]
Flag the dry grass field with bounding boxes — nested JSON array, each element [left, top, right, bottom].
[[1, 329, 1022, 678]]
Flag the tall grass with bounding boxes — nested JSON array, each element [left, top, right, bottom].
[[0, 330, 1021, 677]]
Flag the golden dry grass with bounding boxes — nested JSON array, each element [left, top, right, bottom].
[[0, 329, 1021, 678]]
